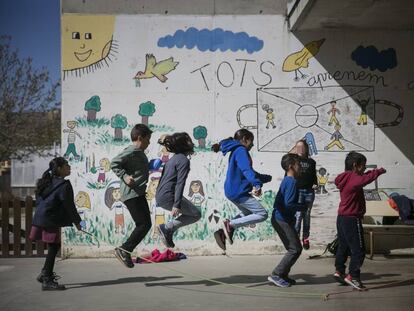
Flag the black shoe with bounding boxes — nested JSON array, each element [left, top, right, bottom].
[[344, 275, 366, 290], [42, 276, 66, 291], [37, 270, 60, 283], [333, 271, 347, 285], [157, 224, 175, 248], [214, 229, 226, 250], [114, 247, 134, 268]]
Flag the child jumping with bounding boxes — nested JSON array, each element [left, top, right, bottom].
[[293, 139, 317, 250], [212, 129, 272, 250], [111, 124, 153, 268], [268, 153, 304, 288], [333, 151, 386, 290], [155, 132, 201, 248], [30, 157, 82, 290]]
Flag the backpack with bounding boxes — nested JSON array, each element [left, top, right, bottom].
[[327, 236, 338, 255], [308, 235, 338, 259]]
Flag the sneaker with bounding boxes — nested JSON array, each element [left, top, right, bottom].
[[157, 224, 175, 248], [333, 271, 347, 285], [114, 247, 134, 268], [284, 276, 297, 285], [302, 238, 310, 250], [267, 275, 291, 288], [222, 219, 235, 245], [42, 276, 66, 291], [37, 269, 61, 283], [214, 229, 226, 250], [344, 274, 366, 290]]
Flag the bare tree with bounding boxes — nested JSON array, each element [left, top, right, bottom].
[[0, 36, 60, 161]]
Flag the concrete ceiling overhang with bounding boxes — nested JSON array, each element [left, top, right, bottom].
[[288, 0, 414, 30]]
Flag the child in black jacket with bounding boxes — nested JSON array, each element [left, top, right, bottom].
[[30, 157, 82, 290]]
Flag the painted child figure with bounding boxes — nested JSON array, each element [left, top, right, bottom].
[[74, 191, 91, 230], [188, 180, 205, 207], [333, 152, 386, 290], [155, 132, 202, 248], [63, 120, 81, 160], [97, 158, 111, 184], [111, 124, 153, 268], [268, 153, 304, 288], [105, 183, 126, 235]]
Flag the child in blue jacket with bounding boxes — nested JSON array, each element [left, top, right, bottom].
[[212, 129, 272, 250], [268, 153, 304, 288]]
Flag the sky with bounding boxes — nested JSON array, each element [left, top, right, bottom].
[[0, 0, 61, 99]]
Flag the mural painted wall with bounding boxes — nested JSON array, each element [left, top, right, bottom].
[[62, 14, 414, 257]]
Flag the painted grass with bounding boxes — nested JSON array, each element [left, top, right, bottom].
[[95, 130, 131, 146], [75, 117, 110, 128], [86, 178, 113, 190], [149, 124, 175, 132]]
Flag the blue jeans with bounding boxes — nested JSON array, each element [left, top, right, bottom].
[[157, 197, 201, 233], [294, 189, 315, 240], [229, 196, 268, 228]]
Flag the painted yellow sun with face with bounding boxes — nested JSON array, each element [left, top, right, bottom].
[[62, 14, 117, 79]]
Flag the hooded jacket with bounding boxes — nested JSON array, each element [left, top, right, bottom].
[[32, 177, 82, 228], [335, 168, 385, 218], [219, 139, 270, 202]]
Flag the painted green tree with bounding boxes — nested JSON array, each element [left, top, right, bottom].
[[84, 95, 101, 121], [193, 125, 208, 148], [111, 114, 128, 140], [138, 101, 156, 125]]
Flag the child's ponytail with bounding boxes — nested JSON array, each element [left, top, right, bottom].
[[35, 169, 53, 197], [35, 157, 68, 197], [211, 136, 234, 153]]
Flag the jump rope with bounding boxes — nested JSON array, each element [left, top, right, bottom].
[[78, 229, 407, 301]]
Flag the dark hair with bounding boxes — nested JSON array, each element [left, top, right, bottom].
[[188, 180, 205, 196], [211, 129, 254, 153], [160, 132, 194, 155], [234, 129, 254, 141], [344, 151, 367, 171], [281, 153, 300, 172], [130, 124, 152, 142], [295, 139, 309, 158], [35, 157, 68, 197], [104, 187, 118, 208]]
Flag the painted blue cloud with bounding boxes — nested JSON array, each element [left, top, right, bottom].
[[157, 27, 264, 54], [351, 45, 397, 72]]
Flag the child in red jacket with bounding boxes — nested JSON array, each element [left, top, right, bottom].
[[333, 152, 386, 290]]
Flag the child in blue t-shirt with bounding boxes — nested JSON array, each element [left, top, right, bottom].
[[268, 153, 304, 288]]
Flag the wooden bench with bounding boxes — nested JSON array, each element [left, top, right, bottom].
[[363, 200, 414, 259]]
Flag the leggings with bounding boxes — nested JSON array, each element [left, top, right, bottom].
[[43, 243, 61, 277]]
